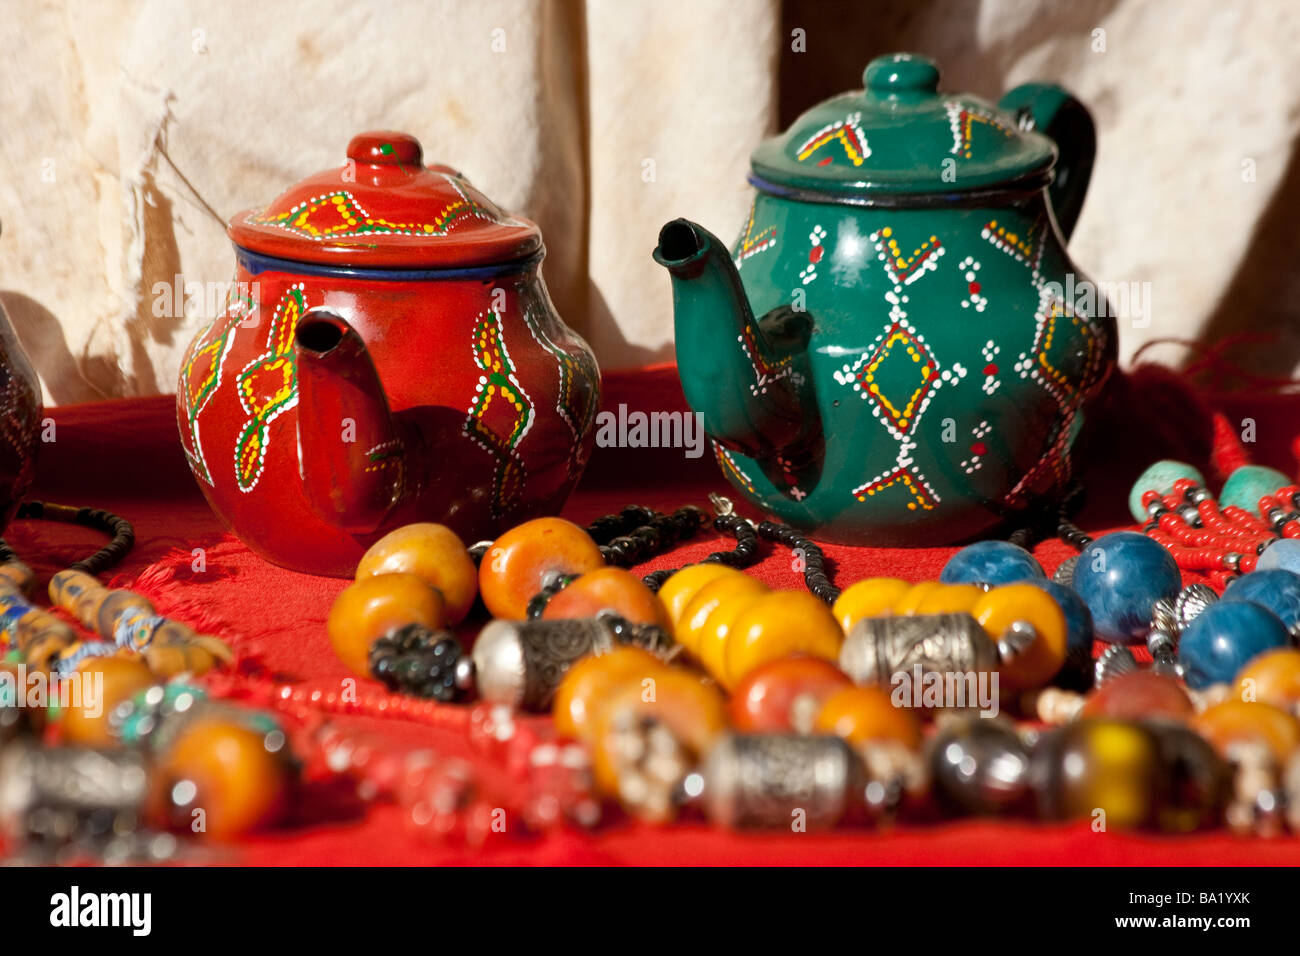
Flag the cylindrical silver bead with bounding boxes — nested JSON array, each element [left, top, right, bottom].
[[697, 734, 863, 830], [473, 615, 673, 711], [839, 612, 997, 688], [0, 742, 148, 843]]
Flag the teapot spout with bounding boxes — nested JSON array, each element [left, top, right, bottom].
[[294, 309, 408, 534], [653, 219, 814, 458]]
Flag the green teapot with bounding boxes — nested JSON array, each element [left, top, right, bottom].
[[654, 53, 1116, 546]]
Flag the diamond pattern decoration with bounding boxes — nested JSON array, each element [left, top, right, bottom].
[[233, 285, 307, 492], [464, 310, 535, 517]]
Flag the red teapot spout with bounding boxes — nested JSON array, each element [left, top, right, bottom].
[[294, 308, 408, 534]]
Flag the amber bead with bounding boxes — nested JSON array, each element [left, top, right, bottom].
[[814, 685, 922, 751], [542, 567, 671, 630], [1033, 719, 1162, 829], [728, 654, 853, 733], [724, 590, 844, 689], [1235, 648, 1300, 711], [356, 523, 478, 624], [59, 655, 155, 748], [151, 716, 290, 840], [831, 577, 911, 632], [657, 564, 742, 633], [676, 574, 767, 666], [1192, 699, 1300, 764], [972, 583, 1067, 690], [590, 666, 727, 795], [892, 581, 946, 616], [913, 583, 984, 615], [1148, 721, 1231, 833], [552, 646, 666, 741], [327, 572, 445, 678], [1082, 670, 1194, 723], [479, 517, 606, 620]]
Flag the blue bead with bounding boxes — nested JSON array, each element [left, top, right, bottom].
[[1219, 464, 1290, 513], [1221, 568, 1300, 630], [1027, 579, 1094, 657], [940, 541, 1044, 585], [1071, 531, 1181, 644], [1177, 601, 1290, 689], [1257, 539, 1300, 575], [1128, 460, 1205, 523]]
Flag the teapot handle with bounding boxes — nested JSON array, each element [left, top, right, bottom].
[[998, 83, 1096, 242]]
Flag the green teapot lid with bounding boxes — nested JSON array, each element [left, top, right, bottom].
[[750, 53, 1057, 199]]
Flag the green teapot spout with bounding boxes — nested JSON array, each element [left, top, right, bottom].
[[653, 219, 816, 460]]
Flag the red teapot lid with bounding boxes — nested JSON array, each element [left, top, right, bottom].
[[228, 131, 542, 269]]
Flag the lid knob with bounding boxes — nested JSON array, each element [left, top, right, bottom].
[[864, 54, 940, 98], [346, 131, 424, 167]]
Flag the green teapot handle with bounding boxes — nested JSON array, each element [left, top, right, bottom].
[[997, 82, 1096, 242]]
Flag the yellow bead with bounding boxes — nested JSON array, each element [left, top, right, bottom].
[[913, 583, 984, 615], [724, 591, 844, 689], [893, 581, 945, 615], [831, 577, 911, 632], [678, 575, 768, 667], [657, 564, 743, 635], [972, 583, 1067, 690]]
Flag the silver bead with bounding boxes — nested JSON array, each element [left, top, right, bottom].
[[1052, 555, 1079, 586], [1173, 583, 1217, 631], [1146, 627, 1177, 663], [930, 717, 1031, 815], [697, 734, 863, 830], [1094, 644, 1137, 686], [839, 613, 997, 688], [0, 742, 149, 846], [996, 620, 1038, 663], [1149, 597, 1178, 637]]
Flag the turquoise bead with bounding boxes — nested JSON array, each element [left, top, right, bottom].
[[1071, 532, 1181, 644], [1257, 539, 1300, 574], [1127, 460, 1205, 523], [1221, 569, 1300, 630], [940, 541, 1044, 585], [1219, 464, 1290, 513], [1178, 601, 1289, 689]]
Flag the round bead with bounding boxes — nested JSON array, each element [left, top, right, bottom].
[[1219, 464, 1291, 513], [831, 577, 911, 632], [542, 567, 671, 630], [552, 646, 666, 741], [814, 685, 922, 751], [1178, 600, 1290, 690], [971, 583, 1067, 690], [327, 573, 445, 678], [1146, 722, 1231, 833], [1032, 719, 1162, 829], [1127, 460, 1205, 522], [676, 574, 767, 665], [1025, 579, 1094, 662], [1081, 669, 1194, 722], [657, 564, 741, 632], [930, 718, 1031, 815], [940, 541, 1044, 586], [727, 654, 852, 733], [355, 523, 478, 625], [1071, 531, 1181, 644], [1221, 568, 1300, 630], [478, 517, 606, 620], [912, 583, 984, 615], [891, 581, 945, 615], [1235, 648, 1300, 710], [59, 655, 156, 748], [1192, 699, 1300, 764], [724, 591, 843, 689], [1256, 538, 1300, 574]]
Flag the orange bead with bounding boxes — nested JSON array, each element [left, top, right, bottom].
[[814, 685, 922, 751], [972, 583, 1067, 690], [590, 666, 727, 794], [724, 590, 843, 689], [542, 567, 671, 630], [892, 581, 946, 616], [356, 523, 478, 624], [913, 583, 984, 615], [327, 573, 445, 678], [1235, 648, 1300, 711], [1192, 699, 1300, 764], [831, 577, 911, 632], [657, 564, 742, 632], [478, 517, 605, 620], [1082, 669, 1194, 722], [59, 655, 155, 748], [677, 574, 767, 662], [728, 654, 852, 732], [552, 646, 666, 741], [152, 716, 290, 840]]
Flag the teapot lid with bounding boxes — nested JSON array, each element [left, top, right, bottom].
[[750, 54, 1057, 199], [228, 131, 542, 269]]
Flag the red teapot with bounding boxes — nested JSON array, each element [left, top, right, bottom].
[[0, 300, 40, 530], [177, 132, 600, 577]]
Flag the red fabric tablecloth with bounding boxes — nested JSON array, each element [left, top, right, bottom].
[[15, 365, 1300, 865]]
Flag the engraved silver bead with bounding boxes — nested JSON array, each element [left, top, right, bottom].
[[1052, 555, 1079, 587], [1173, 583, 1217, 631], [839, 612, 998, 688], [1094, 644, 1137, 686]]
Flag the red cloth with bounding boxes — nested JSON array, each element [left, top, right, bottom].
[[14, 367, 1298, 865]]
